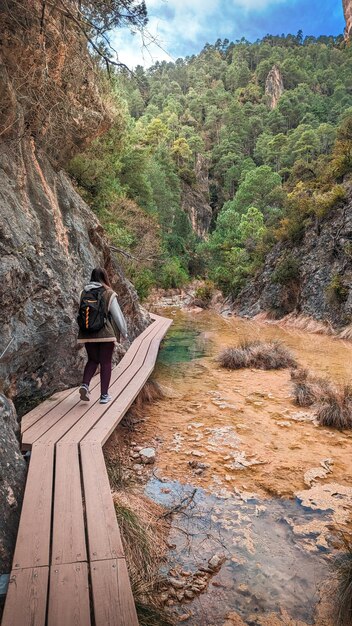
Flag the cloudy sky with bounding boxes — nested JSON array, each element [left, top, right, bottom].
[[112, 0, 345, 69]]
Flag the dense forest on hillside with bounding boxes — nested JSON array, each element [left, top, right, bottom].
[[69, 32, 352, 299]]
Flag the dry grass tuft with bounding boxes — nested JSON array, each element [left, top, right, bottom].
[[122, 379, 165, 428], [219, 340, 297, 370], [317, 385, 352, 430], [136, 380, 165, 406], [290, 368, 332, 407], [333, 533, 352, 626], [106, 455, 130, 491], [291, 369, 352, 430], [339, 324, 352, 341], [113, 491, 174, 625]]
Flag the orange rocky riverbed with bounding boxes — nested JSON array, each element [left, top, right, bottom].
[[142, 309, 352, 499], [122, 309, 352, 625]]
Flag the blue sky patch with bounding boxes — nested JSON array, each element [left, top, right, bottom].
[[111, 0, 345, 68]]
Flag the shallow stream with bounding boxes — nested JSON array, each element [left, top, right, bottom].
[[139, 310, 352, 625]]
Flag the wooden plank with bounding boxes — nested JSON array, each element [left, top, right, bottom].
[[20, 341, 123, 435], [22, 400, 89, 450], [60, 318, 167, 444], [22, 320, 161, 448], [1, 567, 49, 626], [21, 388, 75, 434], [80, 443, 124, 561], [2, 314, 171, 626], [47, 563, 91, 626], [91, 559, 138, 626], [83, 318, 172, 445], [107, 317, 160, 374], [21, 317, 159, 439], [51, 443, 87, 566], [84, 318, 171, 445], [21, 336, 132, 434], [20, 360, 112, 436], [12, 443, 54, 569]]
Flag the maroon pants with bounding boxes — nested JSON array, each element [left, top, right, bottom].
[[83, 342, 115, 395]]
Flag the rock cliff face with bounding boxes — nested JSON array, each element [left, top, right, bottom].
[[0, 136, 148, 414], [236, 195, 352, 331], [0, 1, 148, 415], [0, 0, 113, 166], [343, 0, 352, 38], [181, 154, 213, 238], [0, 0, 149, 578], [0, 396, 26, 574], [265, 65, 284, 110]]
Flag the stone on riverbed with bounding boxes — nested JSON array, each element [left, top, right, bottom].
[[139, 447, 156, 464], [169, 577, 186, 589], [208, 553, 226, 571], [303, 458, 333, 487]]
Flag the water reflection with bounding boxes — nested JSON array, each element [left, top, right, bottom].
[[146, 478, 331, 625], [158, 324, 209, 365]]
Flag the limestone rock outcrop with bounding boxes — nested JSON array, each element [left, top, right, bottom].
[[265, 65, 284, 110], [0, 0, 151, 587], [0, 395, 26, 574], [235, 193, 352, 331], [343, 0, 352, 39], [0, 0, 113, 166], [0, 2, 149, 415], [0, 137, 149, 414], [181, 154, 213, 238]]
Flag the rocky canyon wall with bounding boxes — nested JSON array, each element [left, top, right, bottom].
[[343, 0, 352, 38], [0, 135, 148, 413], [0, 0, 149, 576], [0, 0, 149, 412], [235, 194, 352, 332], [265, 65, 284, 110], [0, 396, 26, 575], [181, 154, 213, 238]]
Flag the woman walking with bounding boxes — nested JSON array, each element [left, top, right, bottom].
[[77, 267, 128, 404]]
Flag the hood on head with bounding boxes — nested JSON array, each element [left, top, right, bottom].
[[84, 282, 103, 291]]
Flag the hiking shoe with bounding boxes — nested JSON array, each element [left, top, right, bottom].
[[100, 394, 112, 404], [79, 384, 90, 402]]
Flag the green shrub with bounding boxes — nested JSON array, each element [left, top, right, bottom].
[[272, 255, 300, 285], [133, 269, 155, 301], [158, 257, 189, 289], [194, 280, 215, 304], [326, 274, 349, 305], [104, 221, 134, 249], [313, 185, 346, 218]]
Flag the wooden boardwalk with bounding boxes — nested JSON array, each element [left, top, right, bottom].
[[2, 313, 172, 626]]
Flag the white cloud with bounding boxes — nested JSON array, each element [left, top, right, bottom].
[[234, 0, 286, 9], [110, 0, 291, 69], [111, 0, 221, 68], [111, 29, 172, 68]]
